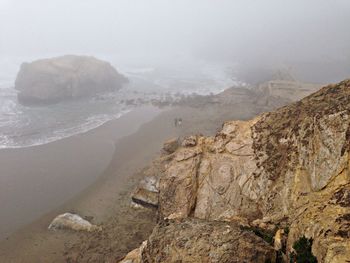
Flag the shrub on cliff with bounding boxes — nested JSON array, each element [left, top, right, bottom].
[[290, 236, 317, 263]]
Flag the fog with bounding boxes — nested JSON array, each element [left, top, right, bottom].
[[1, 0, 350, 82], [1, 1, 350, 253]]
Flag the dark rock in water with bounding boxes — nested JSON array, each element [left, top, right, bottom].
[[15, 55, 128, 105]]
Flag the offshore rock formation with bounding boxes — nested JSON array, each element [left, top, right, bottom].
[[126, 80, 350, 263], [15, 55, 128, 105]]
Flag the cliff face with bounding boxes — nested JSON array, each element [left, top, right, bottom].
[[125, 80, 350, 263]]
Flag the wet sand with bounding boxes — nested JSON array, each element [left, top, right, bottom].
[[0, 102, 260, 262], [0, 106, 161, 241]]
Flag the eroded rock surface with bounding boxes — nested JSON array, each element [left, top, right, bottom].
[[132, 176, 159, 208], [121, 219, 275, 263], [15, 55, 128, 105]]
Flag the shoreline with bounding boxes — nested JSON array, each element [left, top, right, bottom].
[[0, 101, 264, 262], [0, 105, 162, 241], [0, 109, 132, 150]]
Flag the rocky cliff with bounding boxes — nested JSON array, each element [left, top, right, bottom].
[[15, 55, 128, 105], [125, 79, 350, 263]]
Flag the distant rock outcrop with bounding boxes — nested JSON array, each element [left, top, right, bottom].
[[123, 80, 350, 263], [175, 79, 322, 110], [15, 55, 128, 105], [256, 79, 321, 103]]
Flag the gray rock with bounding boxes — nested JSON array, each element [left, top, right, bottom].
[[48, 213, 101, 232], [15, 55, 128, 105]]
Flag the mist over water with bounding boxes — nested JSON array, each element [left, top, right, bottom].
[[0, 55, 237, 148], [0, 0, 349, 148]]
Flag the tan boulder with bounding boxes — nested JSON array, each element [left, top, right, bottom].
[[140, 219, 276, 263], [181, 135, 198, 147], [119, 241, 147, 263], [274, 229, 284, 251], [132, 176, 159, 208]]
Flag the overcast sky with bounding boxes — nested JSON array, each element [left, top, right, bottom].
[[1, 0, 350, 66]]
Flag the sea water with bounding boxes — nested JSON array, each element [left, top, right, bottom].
[[0, 56, 239, 149]]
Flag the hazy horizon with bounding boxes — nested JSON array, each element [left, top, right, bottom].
[[1, 0, 350, 69]]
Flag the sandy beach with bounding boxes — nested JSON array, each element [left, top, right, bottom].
[[0, 106, 163, 240], [0, 101, 261, 262]]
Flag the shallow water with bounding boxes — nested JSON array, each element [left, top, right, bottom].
[[0, 56, 238, 148]]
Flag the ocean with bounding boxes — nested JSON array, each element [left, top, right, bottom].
[[0, 56, 238, 149]]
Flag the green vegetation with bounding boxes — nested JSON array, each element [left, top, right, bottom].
[[240, 226, 275, 245], [290, 236, 317, 263], [284, 226, 290, 235]]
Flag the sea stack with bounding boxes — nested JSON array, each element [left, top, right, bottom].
[[15, 55, 128, 105]]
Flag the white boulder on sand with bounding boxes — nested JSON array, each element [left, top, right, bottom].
[[48, 213, 101, 232], [15, 55, 128, 105]]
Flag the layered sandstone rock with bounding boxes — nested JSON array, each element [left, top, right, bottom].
[[15, 55, 128, 105], [124, 80, 350, 263]]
